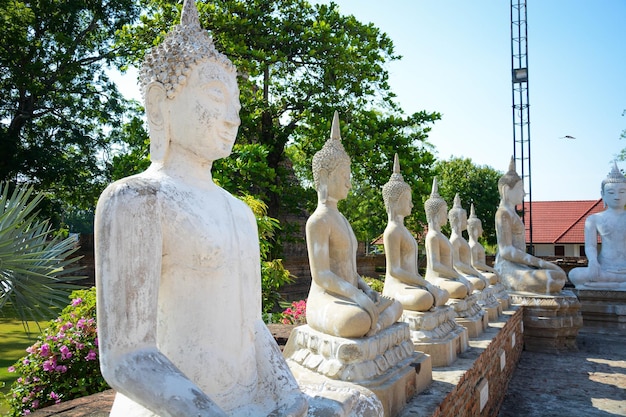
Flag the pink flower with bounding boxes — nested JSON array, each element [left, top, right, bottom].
[[71, 297, 83, 306], [32, 400, 39, 409], [55, 365, 68, 373], [85, 349, 97, 361], [49, 391, 59, 401], [43, 358, 57, 372], [39, 343, 51, 357], [7, 366, 15, 373], [59, 345, 72, 360]]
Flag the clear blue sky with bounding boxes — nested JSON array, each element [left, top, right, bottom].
[[314, 0, 626, 201], [113, 0, 625, 201]]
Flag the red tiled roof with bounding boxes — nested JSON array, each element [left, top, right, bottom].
[[522, 200, 603, 244]]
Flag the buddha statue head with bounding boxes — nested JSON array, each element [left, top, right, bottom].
[[312, 111, 351, 203], [467, 203, 483, 238], [140, 0, 238, 163], [425, 177, 447, 227], [601, 161, 626, 209], [498, 156, 524, 205], [382, 154, 412, 216], [448, 193, 467, 231]]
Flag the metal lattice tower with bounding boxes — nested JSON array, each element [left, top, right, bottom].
[[511, 0, 533, 253]]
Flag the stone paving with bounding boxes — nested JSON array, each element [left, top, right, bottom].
[[499, 326, 626, 417]]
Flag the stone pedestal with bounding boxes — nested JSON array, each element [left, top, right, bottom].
[[400, 307, 468, 367], [476, 286, 502, 321], [284, 323, 429, 417], [492, 282, 511, 310], [509, 290, 582, 353], [447, 293, 488, 338], [572, 289, 626, 328]]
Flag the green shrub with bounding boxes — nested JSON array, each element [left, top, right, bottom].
[[6, 288, 107, 416], [363, 276, 384, 293]]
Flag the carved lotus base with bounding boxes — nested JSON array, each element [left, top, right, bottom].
[[447, 293, 488, 338], [476, 286, 502, 321], [400, 307, 468, 367], [572, 288, 626, 328], [492, 282, 511, 310], [509, 290, 583, 353], [283, 323, 429, 417]]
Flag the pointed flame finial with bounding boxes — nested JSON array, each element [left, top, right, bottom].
[[330, 111, 341, 141], [181, 0, 201, 27], [393, 153, 400, 175], [470, 203, 477, 219]]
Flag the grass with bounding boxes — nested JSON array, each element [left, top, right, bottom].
[[0, 317, 47, 415]]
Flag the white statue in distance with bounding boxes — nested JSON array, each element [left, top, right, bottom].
[[569, 162, 626, 289], [95, 1, 307, 416]]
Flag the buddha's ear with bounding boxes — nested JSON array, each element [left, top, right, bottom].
[[145, 82, 167, 129]]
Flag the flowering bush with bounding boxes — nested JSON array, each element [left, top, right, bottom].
[[6, 287, 108, 416], [281, 299, 307, 325]]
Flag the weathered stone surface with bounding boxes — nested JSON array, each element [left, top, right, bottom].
[[572, 288, 626, 328], [509, 290, 582, 352]]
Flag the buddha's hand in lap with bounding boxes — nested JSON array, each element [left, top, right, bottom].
[[377, 295, 395, 312], [356, 291, 380, 328]]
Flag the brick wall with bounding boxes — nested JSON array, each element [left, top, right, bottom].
[[433, 308, 524, 417]]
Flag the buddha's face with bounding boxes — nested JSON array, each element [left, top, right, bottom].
[[507, 181, 525, 206], [326, 162, 351, 201], [602, 182, 626, 210], [397, 189, 413, 217], [167, 60, 241, 161]]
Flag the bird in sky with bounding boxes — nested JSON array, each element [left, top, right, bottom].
[[559, 135, 576, 140]]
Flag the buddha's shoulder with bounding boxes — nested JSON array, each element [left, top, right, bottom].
[[99, 173, 163, 203]]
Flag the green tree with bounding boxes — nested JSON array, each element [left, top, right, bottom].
[[114, 0, 440, 230], [434, 157, 502, 245], [0, 0, 140, 225], [0, 183, 83, 328]]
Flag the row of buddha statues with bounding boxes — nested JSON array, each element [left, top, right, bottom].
[[93, 1, 623, 415]]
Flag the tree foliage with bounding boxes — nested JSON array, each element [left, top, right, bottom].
[[0, 0, 140, 225], [434, 157, 502, 245], [115, 0, 440, 239]]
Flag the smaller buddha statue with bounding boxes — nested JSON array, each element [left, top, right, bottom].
[[305, 112, 403, 338], [424, 178, 473, 299], [494, 157, 566, 294], [467, 204, 499, 285], [448, 194, 490, 292], [382, 154, 449, 311], [569, 162, 626, 289]]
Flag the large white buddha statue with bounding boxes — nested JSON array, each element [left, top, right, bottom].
[[569, 162, 626, 289], [494, 157, 566, 294], [424, 179, 473, 299], [382, 154, 449, 311], [305, 112, 403, 338], [94, 2, 307, 415]]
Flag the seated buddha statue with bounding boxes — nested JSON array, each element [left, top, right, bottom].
[[305, 112, 403, 338], [569, 162, 626, 289], [494, 157, 566, 294], [448, 194, 489, 292], [381, 154, 449, 311], [95, 2, 307, 415], [467, 204, 500, 285], [424, 178, 473, 299]]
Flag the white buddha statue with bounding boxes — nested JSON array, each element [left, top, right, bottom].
[[467, 204, 500, 285], [494, 157, 566, 294], [448, 194, 489, 292], [95, 2, 307, 415], [424, 178, 473, 299], [382, 154, 449, 311], [305, 112, 403, 338], [569, 162, 626, 289]]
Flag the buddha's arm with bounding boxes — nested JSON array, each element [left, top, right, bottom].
[[306, 216, 378, 322], [425, 234, 461, 278], [496, 210, 544, 268], [583, 216, 600, 265], [384, 229, 429, 286], [95, 184, 227, 417]]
